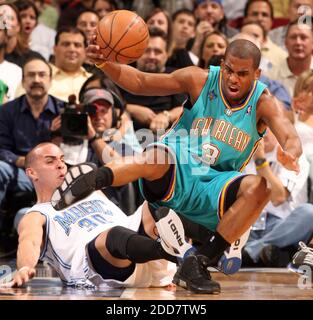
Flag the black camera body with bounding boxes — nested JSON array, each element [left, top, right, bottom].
[[61, 95, 97, 138]]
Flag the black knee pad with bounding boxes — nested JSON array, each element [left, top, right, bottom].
[[106, 226, 137, 259]]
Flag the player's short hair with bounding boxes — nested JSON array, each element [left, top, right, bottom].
[[25, 142, 53, 169], [224, 39, 261, 69]]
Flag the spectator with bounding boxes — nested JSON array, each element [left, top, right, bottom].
[[240, 21, 273, 71], [82, 86, 141, 213], [166, 9, 197, 68], [29, 0, 57, 61], [266, 20, 313, 97], [32, 0, 59, 30], [14, 0, 38, 54], [0, 57, 65, 212], [0, 3, 20, 55], [243, 130, 311, 267], [293, 70, 313, 159], [50, 27, 92, 101], [93, 0, 118, 19], [198, 31, 228, 69], [122, 28, 185, 132], [190, 0, 238, 60], [57, 0, 93, 29], [15, 0, 56, 61], [3, 2, 43, 67], [194, 0, 238, 37], [79, 74, 142, 155], [170, 9, 196, 51], [76, 10, 102, 75], [269, 0, 313, 49], [243, 0, 288, 68], [76, 9, 100, 43], [0, 26, 22, 101], [145, 7, 172, 36], [292, 70, 313, 201]]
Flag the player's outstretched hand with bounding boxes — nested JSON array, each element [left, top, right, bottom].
[[86, 34, 106, 65], [9, 267, 36, 288], [277, 146, 300, 173]]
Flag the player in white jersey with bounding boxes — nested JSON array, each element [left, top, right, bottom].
[[9, 143, 177, 288]]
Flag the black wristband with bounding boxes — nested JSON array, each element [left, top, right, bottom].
[[254, 158, 267, 166], [95, 166, 114, 189]]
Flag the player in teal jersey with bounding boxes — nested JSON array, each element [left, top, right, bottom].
[[51, 39, 302, 294]]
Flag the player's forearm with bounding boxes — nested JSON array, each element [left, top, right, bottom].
[[99, 62, 144, 95], [281, 134, 303, 159], [16, 241, 40, 270]]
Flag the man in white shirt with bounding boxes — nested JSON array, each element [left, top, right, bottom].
[[269, 0, 313, 50], [266, 20, 313, 97]]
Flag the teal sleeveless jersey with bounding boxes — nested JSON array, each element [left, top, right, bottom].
[[162, 65, 267, 173], [139, 66, 267, 230]]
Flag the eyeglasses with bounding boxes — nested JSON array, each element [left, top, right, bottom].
[[24, 72, 50, 79]]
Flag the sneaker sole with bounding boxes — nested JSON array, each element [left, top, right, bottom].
[[287, 263, 310, 276], [218, 256, 242, 275]]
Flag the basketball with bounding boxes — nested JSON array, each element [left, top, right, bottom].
[[96, 10, 150, 64]]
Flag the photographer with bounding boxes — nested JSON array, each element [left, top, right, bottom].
[[0, 57, 65, 217]]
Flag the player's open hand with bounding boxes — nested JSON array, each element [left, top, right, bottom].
[[11, 267, 36, 287], [86, 34, 106, 65], [277, 146, 300, 173]]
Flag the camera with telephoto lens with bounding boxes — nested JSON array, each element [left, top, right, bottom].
[[61, 95, 97, 138]]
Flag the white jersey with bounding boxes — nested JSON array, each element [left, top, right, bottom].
[[27, 191, 176, 288]]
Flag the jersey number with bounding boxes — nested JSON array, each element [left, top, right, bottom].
[[201, 143, 220, 165]]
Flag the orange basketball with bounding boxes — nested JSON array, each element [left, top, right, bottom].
[[96, 10, 149, 64]]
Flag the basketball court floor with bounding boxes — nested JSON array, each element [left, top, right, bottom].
[[0, 261, 312, 300]]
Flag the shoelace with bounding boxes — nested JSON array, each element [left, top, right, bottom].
[[298, 242, 313, 265]]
